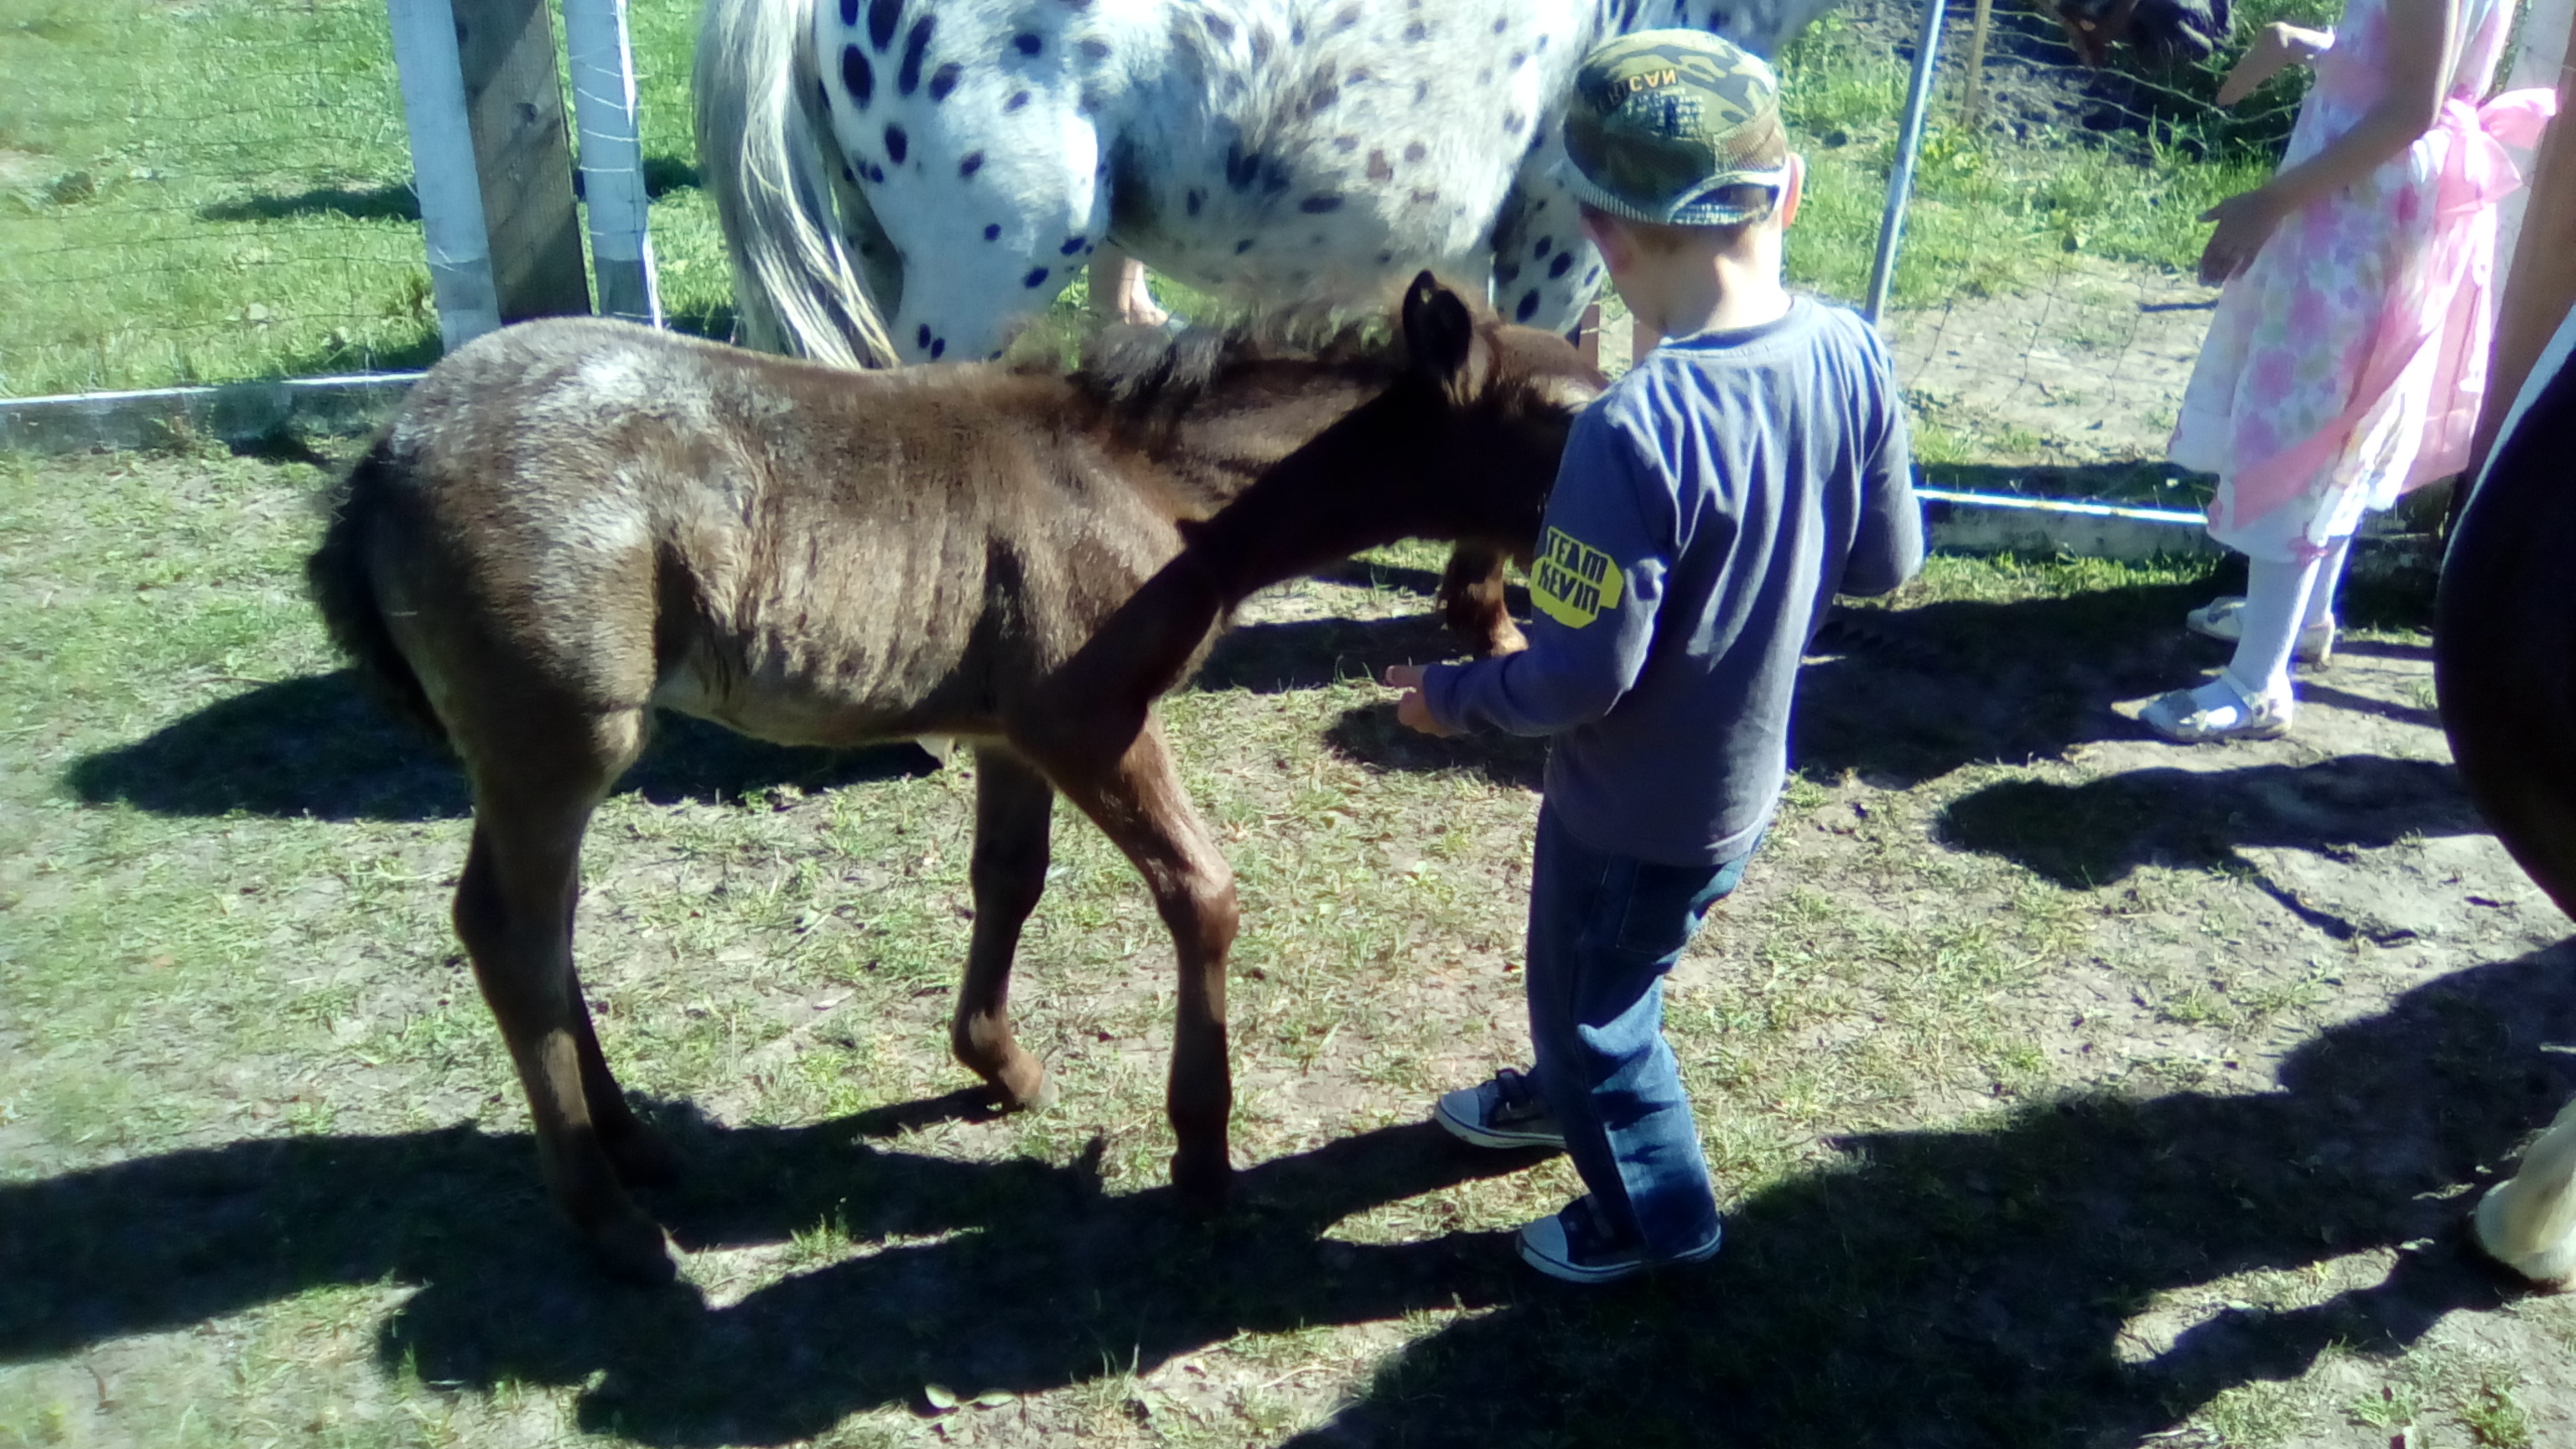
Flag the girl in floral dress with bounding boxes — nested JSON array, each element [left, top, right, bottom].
[[2142, 0, 2554, 741]]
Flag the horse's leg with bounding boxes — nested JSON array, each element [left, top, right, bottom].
[[2475, 1098, 2576, 1286], [1089, 245, 1171, 329], [453, 710, 672, 1283], [1041, 718, 1239, 1210], [952, 746, 1058, 1110], [1436, 541, 1527, 656]]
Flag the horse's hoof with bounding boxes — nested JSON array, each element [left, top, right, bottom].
[[986, 1057, 1057, 1113], [605, 1120, 682, 1188], [1171, 1151, 1233, 1218], [2473, 1181, 2576, 1289], [589, 1208, 678, 1285]]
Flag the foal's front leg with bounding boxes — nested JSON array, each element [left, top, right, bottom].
[[1045, 718, 1240, 1211], [953, 746, 1059, 1110]]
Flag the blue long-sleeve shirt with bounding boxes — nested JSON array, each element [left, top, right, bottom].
[[1422, 297, 1920, 865]]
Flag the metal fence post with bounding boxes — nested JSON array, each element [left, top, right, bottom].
[[1863, 0, 1948, 325], [561, 0, 663, 325], [385, 0, 502, 349]]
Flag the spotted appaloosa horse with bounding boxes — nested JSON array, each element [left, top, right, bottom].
[[307, 276, 1597, 1280], [2444, 316, 2576, 1290], [695, 0, 2223, 370]]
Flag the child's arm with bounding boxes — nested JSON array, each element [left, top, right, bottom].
[[1840, 332, 1924, 598], [2213, 23, 2335, 108], [2199, 0, 2460, 283], [1404, 423, 1670, 737]]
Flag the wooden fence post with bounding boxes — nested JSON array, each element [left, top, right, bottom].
[[451, 0, 591, 322]]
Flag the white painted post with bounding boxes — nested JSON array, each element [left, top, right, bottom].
[[1865, 0, 1948, 325], [385, 0, 503, 350], [2494, 0, 2573, 309], [561, 0, 662, 325]]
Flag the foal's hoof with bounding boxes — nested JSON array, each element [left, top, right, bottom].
[[984, 1057, 1058, 1113], [1171, 1151, 1233, 1218], [589, 1208, 679, 1286]]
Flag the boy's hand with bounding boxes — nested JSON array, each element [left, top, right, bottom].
[[1383, 664, 1453, 737]]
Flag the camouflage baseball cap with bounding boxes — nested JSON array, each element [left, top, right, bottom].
[[1559, 29, 1792, 228]]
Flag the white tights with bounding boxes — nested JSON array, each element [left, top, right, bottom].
[[2216, 535, 2351, 708]]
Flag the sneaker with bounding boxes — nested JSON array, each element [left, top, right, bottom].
[[2183, 596, 2334, 667], [1433, 1067, 1565, 1150], [1516, 1195, 1722, 1284], [2138, 677, 2293, 743]]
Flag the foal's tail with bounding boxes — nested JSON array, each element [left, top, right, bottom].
[[308, 438, 444, 742], [693, 0, 897, 368]]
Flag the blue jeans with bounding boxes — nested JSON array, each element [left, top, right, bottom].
[[1525, 804, 1754, 1259]]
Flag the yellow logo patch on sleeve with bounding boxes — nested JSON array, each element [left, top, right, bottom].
[[1529, 527, 1624, 628]]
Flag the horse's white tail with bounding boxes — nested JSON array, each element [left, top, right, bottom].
[[2475, 1096, 2576, 1287], [693, 0, 896, 367]]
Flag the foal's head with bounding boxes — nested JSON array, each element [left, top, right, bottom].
[[1181, 273, 1605, 569]]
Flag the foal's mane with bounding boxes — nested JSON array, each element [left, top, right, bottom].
[[1010, 300, 1420, 423]]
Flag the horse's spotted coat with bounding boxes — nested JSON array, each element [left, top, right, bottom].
[[709, 0, 1839, 364]]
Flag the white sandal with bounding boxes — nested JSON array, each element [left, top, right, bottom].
[[2140, 676, 2293, 743], [2183, 595, 2334, 667]]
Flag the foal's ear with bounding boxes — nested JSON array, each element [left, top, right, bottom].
[[1400, 272, 1477, 387]]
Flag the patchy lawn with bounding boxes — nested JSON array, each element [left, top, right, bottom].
[[2, 442, 2570, 1449]]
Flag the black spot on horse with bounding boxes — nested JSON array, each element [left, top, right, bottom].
[[1415, 80, 1431, 102], [1504, 110, 1525, 134], [931, 337, 946, 359], [1346, 65, 1372, 83], [1079, 38, 1110, 61], [1496, 262, 1522, 284], [1249, 27, 1272, 63], [1333, 3, 1360, 30], [1549, 252, 1574, 278], [897, 14, 935, 95], [1535, 236, 1552, 258], [1711, 8, 1734, 30], [917, 324, 932, 350], [842, 163, 856, 182], [1185, 189, 1203, 216], [1366, 150, 1393, 182], [884, 122, 908, 164], [842, 45, 874, 107], [1510, 49, 1527, 67], [1410, 187, 1441, 205], [1584, 266, 1601, 283], [1376, 250, 1394, 264], [1333, 134, 1361, 153], [867, 162, 886, 184], [928, 62, 961, 101], [1290, 21, 1305, 43], [1536, 32, 1550, 49], [1618, 0, 1639, 29], [839, 0, 857, 25], [1024, 267, 1051, 287], [959, 151, 984, 177], [1234, 238, 1254, 253], [1402, 19, 1427, 40], [1299, 195, 1343, 214], [1225, 143, 1259, 190], [1492, 15, 1507, 31], [866, 0, 900, 51], [1403, 140, 1427, 163], [984, 222, 1000, 240], [1060, 235, 1086, 255], [1202, 13, 1233, 41], [1516, 288, 1541, 322], [1261, 158, 1291, 194], [1013, 32, 1041, 55], [1005, 89, 1031, 111]]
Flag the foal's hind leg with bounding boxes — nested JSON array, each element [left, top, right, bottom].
[[1039, 719, 1239, 1210], [1437, 542, 1527, 656], [952, 746, 1059, 1111], [453, 709, 673, 1282]]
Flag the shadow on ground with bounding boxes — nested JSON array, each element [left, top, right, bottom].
[[4, 947, 2567, 1446], [1940, 756, 2486, 889], [63, 670, 935, 822], [1321, 569, 2261, 788]]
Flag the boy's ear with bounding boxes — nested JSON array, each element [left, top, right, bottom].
[[1778, 153, 1805, 231], [1400, 271, 1478, 387]]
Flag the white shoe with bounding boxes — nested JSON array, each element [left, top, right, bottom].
[[2184, 596, 2334, 667], [2139, 675, 2293, 743]]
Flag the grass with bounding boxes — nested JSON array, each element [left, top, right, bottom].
[[1, 0, 2330, 397], [4, 441, 2572, 1446]]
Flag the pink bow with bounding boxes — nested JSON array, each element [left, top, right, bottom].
[[2214, 85, 2557, 541]]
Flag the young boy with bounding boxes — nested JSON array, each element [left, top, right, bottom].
[[1384, 31, 1922, 1284]]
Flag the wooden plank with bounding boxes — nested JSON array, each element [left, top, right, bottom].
[[2472, 0, 2576, 473], [451, 0, 590, 322]]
